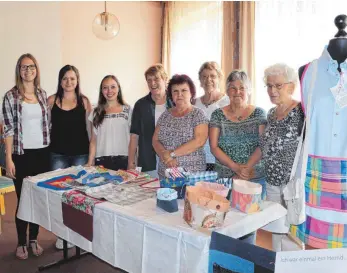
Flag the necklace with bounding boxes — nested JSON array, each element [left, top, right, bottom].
[[229, 105, 249, 121], [201, 93, 222, 108]]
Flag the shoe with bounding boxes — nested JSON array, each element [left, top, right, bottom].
[[29, 240, 44, 256], [55, 237, 75, 250], [16, 245, 28, 260]]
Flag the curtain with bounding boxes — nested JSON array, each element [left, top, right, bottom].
[[161, 2, 172, 77], [255, 0, 347, 110], [161, 1, 223, 97], [222, 2, 255, 103]]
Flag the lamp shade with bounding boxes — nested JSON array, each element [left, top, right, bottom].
[[92, 12, 120, 40]]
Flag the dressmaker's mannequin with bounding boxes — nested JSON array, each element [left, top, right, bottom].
[[299, 14, 347, 79]]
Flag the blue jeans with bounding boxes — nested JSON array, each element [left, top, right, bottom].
[[50, 153, 89, 170]]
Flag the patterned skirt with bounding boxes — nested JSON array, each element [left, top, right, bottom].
[[291, 155, 347, 248]]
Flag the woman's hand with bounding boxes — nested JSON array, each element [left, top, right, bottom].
[[6, 158, 16, 179], [85, 160, 94, 167], [127, 161, 136, 170], [165, 158, 178, 168], [160, 150, 171, 163], [239, 165, 252, 180], [238, 164, 255, 180]]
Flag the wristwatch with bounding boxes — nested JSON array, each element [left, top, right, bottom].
[[170, 151, 177, 158]]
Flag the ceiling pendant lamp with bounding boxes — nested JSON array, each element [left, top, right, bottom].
[[92, 1, 120, 40]]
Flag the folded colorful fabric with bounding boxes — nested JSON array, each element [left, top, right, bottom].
[[37, 166, 124, 190], [75, 172, 123, 186], [62, 190, 104, 215], [62, 190, 105, 241], [37, 169, 87, 190]]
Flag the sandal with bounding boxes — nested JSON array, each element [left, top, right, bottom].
[[29, 240, 44, 256], [16, 245, 28, 260]]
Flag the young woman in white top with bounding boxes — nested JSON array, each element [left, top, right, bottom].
[[3, 53, 49, 259], [194, 61, 230, 171], [87, 75, 131, 170]]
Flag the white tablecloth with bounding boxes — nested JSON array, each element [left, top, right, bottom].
[[17, 169, 287, 273]]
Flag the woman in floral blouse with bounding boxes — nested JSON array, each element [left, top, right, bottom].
[[259, 63, 304, 251], [209, 70, 267, 245]]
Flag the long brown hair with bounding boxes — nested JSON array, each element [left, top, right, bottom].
[[15, 53, 41, 95], [55, 65, 86, 107], [93, 75, 126, 128]]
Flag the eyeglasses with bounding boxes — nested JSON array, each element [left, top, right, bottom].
[[265, 82, 290, 90], [20, 64, 36, 71], [202, 74, 218, 80], [228, 86, 247, 92]]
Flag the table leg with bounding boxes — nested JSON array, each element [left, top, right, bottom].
[[38, 239, 90, 271]]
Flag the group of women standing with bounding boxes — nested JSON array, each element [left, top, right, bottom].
[[3, 53, 304, 259], [3, 53, 131, 259]]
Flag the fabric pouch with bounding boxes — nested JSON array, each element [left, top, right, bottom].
[[184, 186, 229, 230], [156, 188, 178, 213], [231, 179, 262, 214]]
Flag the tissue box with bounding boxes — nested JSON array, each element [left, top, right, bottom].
[[156, 188, 178, 213], [231, 179, 262, 214]]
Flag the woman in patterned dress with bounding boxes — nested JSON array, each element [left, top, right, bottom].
[[209, 70, 267, 245], [259, 63, 304, 251], [152, 74, 209, 179]]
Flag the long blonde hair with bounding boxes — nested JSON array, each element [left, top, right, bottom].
[[15, 53, 41, 95]]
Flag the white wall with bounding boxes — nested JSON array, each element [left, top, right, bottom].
[[0, 1, 162, 106], [0, 2, 62, 100]]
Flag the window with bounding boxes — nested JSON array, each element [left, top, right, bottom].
[[169, 1, 223, 97], [255, 0, 347, 110]]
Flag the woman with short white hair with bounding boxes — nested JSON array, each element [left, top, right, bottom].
[[258, 63, 304, 251]]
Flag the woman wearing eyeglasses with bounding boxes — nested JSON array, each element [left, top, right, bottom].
[[209, 70, 267, 245], [3, 53, 50, 259], [258, 63, 304, 251], [195, 62, 229, 171]]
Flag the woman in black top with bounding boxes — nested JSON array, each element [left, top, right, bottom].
[[48, 65, 92, 249], [48, 65, 91, 168]]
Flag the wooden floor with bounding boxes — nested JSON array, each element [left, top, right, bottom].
[[0, 191, 273, 273]]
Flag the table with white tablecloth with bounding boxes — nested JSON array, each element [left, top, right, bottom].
[[17, 169, 287, 273]]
